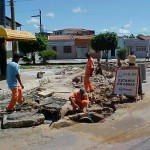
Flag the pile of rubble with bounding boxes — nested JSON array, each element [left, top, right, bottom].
[[0, 62, 139, 129]]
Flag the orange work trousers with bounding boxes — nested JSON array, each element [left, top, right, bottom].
[[73, 100, 89, 111], [84, 75, 94, 92], [7, 85, 23, 111]]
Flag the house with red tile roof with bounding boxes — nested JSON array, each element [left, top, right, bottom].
[[48, 28, 97, 59], [48, 34, 97, 59], [49, 28, 150, 59]]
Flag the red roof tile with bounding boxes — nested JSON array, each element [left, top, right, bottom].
[[48, 35, 72, 40], [73, 35, 93, 39], [48, 35, 93, 41], [60, 28, 87, 31], [138, 36, 150, 40]]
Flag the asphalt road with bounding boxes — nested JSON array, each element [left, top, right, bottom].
[[0, 59, 150, 150]]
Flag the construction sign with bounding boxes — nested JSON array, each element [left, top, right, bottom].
[[113, 67, 142, 98]]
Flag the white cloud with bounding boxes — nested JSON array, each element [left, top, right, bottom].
[[72, 6, 87, 13], [119, 28, 130, 34], [47, 12, 55, 18], [110, 27, 118, 30], [34, 24, 39, 28], [141, 27, 148, 31], [27, 18, 39, 24], [124, 21, 133, 28], [101, 29, 109, 32]]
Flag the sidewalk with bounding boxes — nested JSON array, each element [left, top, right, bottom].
[[0, 68, 58, 101]]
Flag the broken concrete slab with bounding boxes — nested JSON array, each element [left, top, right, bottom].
[[50, 118, 76, 129], [38, 89, 54, 97], [1, 111, 45, 129]]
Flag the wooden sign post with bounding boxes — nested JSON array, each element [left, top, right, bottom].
[[113, 66, 143, 101]]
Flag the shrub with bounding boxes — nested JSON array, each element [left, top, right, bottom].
[[38, 50, 57, 63], [117, 47, 128, 60]]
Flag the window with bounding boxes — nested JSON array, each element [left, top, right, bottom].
[[52, 46, 57, 51], [63, 46, 72, 53], [136, 46, 146, 52]]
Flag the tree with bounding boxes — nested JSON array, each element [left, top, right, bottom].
[[136, 34, 145, 39], [91, 32, 118, 62], [117, 47, 128, 60], [18, 34, 48, 64]]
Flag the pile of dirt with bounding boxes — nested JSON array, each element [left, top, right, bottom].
[[0, 62, 140, 128]]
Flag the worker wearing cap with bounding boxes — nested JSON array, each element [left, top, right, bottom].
[[69, 89, 89, 112], [84, 53, 95, 92], [6, 53, 24, 112]]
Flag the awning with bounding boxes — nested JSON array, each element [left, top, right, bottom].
[[0, 27, 36, 41]]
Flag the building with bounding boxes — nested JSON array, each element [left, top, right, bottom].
[[3, 16, 22, 51], [48, 34, 95, 59], [48, 28, 97, 59], [124, 36, 150, 58], [49, 28, 150, 60], [5, 16, 22, 30], [53, 28, 95, 35]]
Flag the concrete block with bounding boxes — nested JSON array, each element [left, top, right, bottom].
[[1, 112, 45, 129]]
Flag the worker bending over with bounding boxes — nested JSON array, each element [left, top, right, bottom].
[[69, 88, 89, 113], [84, 53, 95, 92]]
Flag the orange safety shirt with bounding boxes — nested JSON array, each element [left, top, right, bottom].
[[85, 57, 95, 75], [69, 90, 89, 103]]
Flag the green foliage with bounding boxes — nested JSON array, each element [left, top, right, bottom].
[[117, 47, 128, 60], [136, 34, 144, 39], [91, 32, 118, 52], [7, 50, 13, 59], [91, 32, 118, 61], [38, 50, 57, 63], [18, 34, 48, 64]]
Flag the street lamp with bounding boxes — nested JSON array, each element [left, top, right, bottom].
[[31, 9, 42, 33]]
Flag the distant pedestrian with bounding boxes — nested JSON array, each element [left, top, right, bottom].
[[84, 53, 95, 93], [145, 51, 149, 61], [127, 51, 136, 66], [6, 53, 24, 112], [95, 62, 106, 79]]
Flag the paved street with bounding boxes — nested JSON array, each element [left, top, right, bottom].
[[0, 59, 150, 150]]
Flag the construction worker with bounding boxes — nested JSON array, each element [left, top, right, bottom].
[[127, 51, 136, 66], [69, 88, 89, 113], [84, 53, 95, 92], [6, 53, 24, 112]]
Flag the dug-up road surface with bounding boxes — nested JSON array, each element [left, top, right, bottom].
[[0, 65, 150, 150]]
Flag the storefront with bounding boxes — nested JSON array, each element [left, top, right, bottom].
[[0, 27, 36, 76]]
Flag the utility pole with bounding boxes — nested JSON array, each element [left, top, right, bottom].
[[0, 0, 6, 27], [31, 9, 42, 33], [10, 0, 16, 30], [10, 0, 17, 54]]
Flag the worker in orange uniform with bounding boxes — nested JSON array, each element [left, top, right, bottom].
[[84, 53, 95, 92], [6, 53, 24, 112], [69, 88, 89, 113]]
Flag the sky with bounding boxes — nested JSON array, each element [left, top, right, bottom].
[[5, 0, 150, 36]]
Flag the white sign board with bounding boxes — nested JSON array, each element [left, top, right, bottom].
[[113, 68, 139, 97]]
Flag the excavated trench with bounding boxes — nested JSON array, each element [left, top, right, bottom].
[[0, 62, 139, 128], [17, 79, 137, 126]]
